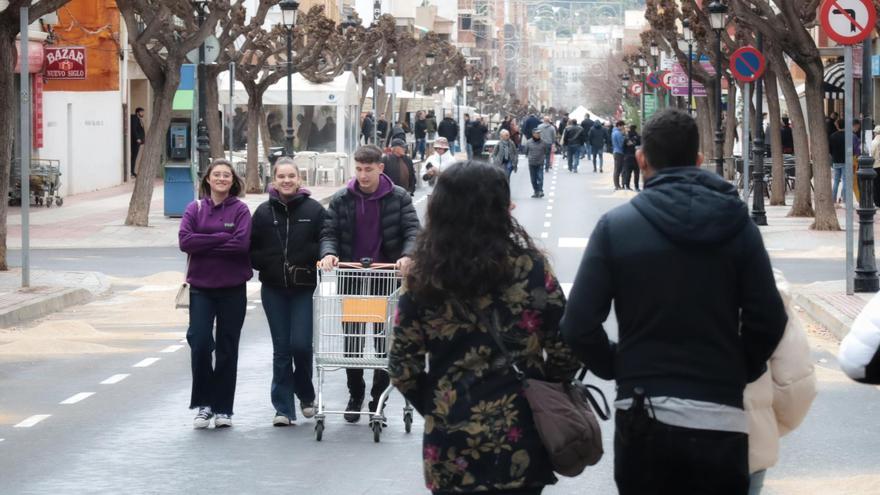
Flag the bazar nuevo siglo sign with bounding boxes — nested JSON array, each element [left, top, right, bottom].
[[45, 47, 86, 80]]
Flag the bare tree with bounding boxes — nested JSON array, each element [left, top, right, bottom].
[[0, 0, 74, 270], [764, 66, 786, 205], [117, 0, 230, 226]]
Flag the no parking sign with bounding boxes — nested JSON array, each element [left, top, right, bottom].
[[729, 46, 766, 83]]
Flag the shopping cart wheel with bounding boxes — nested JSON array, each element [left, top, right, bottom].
[[315, 420, 324, 442], [371, 420, 382, 443], [404, 411, 413, 433], [55, 197, 63, 207]]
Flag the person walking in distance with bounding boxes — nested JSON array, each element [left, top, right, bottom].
[[179, 159, 253, 429], [588, 121, 607, 173], [423, 137, 457, 192], [382, 138, 417, 196], [561, 109, 787, 495], [581, 113, 595, 160], [467, 116, 489, 158], [250, 157, 325, 426], [319, 145, 421, 422], [389, 162, 580, 495], [611, 121, 626, 190], [414, 111, 428, 161], [130, 107, 145, 178], [524, 129, 550, 198], [562, 118, 585, 173], [622, 125, 641, 191], [437, 113, 460, 153], [491, 129, 518, 181], [361, 112, 375, 145], [536, 116, 557, 171]]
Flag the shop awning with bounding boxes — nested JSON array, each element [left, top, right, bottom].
[[823, 62, 845, 100]]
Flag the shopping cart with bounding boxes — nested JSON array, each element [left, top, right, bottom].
[[312, 261, 413, 442]]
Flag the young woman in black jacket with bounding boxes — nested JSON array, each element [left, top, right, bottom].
[[250, 157, 326, 426]]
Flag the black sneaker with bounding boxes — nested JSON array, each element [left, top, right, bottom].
[[368, 397, 388, 414], [193, 407, 213, 429], [531, 193, 539, 198], [344, 396, 363, 423], [537, 191, 545, 198]]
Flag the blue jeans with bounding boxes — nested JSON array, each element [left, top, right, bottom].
[[415, 138, 426, 160], [832, 162, 846, 202], [466, 143, 474, 160], [748, 469, 766, 495], [567, 145, 581, 171], [187, 284, 247, 415], [591, 150, 604, 171], [543, 146, 553, 170], [529, 165, 544, 194], [261, 285, 316, 419], [505, 161, 515, 181]]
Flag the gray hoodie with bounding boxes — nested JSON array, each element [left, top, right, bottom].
[[523, 138, 549, 167], [536, 122, 557, 144]]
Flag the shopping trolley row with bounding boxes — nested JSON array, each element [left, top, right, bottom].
[[313, 261, 413, 442]]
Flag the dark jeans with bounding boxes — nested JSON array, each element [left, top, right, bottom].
[[614, 409, 749, 495], [591, 150, 603, 172], [529, 165, 544, 194], [415, 138, 426, 160], [567, 144, 581, 171], [187, 284, 247, 415], [130, 143, 140, 176], [472, 143, 485, 157], [435, 489, 543, 495], [613, 153, 624, 189], [623, 155, 640, 189], [261, 285, 316, 419], [543, 146, 553, 170]]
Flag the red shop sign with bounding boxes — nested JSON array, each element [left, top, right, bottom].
[[45, 46, 87, 80]]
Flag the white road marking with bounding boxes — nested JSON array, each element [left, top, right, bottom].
[[560, 283, 573, 297], [544, 221, 551, 227], [60, 392, 95, 405], [545, 213, 553, 218], [541, 232, 549, 239], [546, 205, 553, 211], [179, 338, 187, 344], [548, 199, 554, 204], [549, 192, 556, 197], [246, 305, 256, 310], [101, 374, 130, 385], [253, 299, 262, 304], [160, 345, 184, 353], [558, 237, 589, 248], [133, 357, 161, 368], [766, 248, 784, 252], [14, 415, 51, 428], [0, 438, 5, 442]]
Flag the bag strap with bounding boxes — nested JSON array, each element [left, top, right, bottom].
[[581, 383, 611, 420], [184, 200, 202, 280]]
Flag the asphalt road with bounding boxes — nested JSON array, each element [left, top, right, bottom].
[[1, 156, 878, 494]]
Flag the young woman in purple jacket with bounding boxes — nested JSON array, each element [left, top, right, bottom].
[[178, 159, 253, 429]]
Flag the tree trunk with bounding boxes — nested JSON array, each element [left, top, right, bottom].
[[769, 49, 813, 216], [204, 65, 226, 159], [125, 69, 181, 226], [245, 92, 263, 195], [398, 98, 409, 126], [804, 70, 840, 230], [695, 97, 715, 164], [298, 106, 316, 150], [0, 30, 14, 270], [724, 82, 738, 180], [259, 106, 271, 158], [765, 68, 786, 206]]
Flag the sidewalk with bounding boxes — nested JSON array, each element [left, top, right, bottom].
[[1, 181, 339, 328]]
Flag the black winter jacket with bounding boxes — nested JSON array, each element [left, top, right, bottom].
[[588, 124, 606, 149], [437, 118, 459, 143], [414, 119, 428, 139], [250, 192, 326, 288], [320, 184, 421, 262], [561, 167, 787, 408], [562, 124, 585, 147]]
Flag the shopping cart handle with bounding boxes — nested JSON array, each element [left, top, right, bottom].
[[337, 261, 398, 269]]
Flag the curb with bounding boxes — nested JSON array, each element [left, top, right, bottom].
[[791, 290, 854, 341], [0, 287, 94, 328]]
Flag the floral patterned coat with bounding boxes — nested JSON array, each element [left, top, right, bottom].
[[389, 253, 581, 493]]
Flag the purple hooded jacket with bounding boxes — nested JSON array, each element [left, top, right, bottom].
[[179, 196, 253, 289], [348, 174, 394, 262]]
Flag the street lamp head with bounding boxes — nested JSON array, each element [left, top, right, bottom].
[[650, 41, 659, 57], [638, 57, 647, 67], [708, 1, 728, 31], [426, 53, 436, 66], [280, 0, 300, 28], [683, 19, 693, 42]]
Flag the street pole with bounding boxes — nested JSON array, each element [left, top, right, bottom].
[[687, 42, 693, 115], [228, 61, 234, 162], [751, 34, 766, 226], [742, 81, 750, 206], [714, 27, 724, 176], [196, 5, 210, 177], [856, 35, 879, 293], [285, 25, 294, 156], [845, 44, 855, 295], [19, 7, 30, 288]]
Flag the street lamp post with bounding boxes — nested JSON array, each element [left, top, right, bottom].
[[650, 41, 659, 110], [751, 33, 767, 226], [280, 0, 299, 157], [193, 0, 210, 177], [708, 0, 728, 177], [683, 19, 694, 116], [638, 57, 647, 127], [856, 34, 879, 292]]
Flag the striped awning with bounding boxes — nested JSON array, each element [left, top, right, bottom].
[[824, 62, 845, 100]]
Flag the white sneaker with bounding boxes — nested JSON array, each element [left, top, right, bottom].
[[301, 401, 316, 419], [193, 407, 213, 429], [273, 413, 292, 426], [214, 413, 233, 428]]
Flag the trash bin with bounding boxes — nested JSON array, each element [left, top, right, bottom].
[[164, 164, 195, 217]]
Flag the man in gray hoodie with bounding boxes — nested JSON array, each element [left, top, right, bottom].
[[523, 129, 550, 198]]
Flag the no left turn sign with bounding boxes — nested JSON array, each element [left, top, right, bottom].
[[820, 0, 876, 45], [630, 83, 643, 96]]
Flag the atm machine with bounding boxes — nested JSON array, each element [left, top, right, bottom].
[[164, 119, 195, 217]]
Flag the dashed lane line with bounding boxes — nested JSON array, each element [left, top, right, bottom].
[[544, 222, 551, 227], [541, 232, 549, 239], [101, 374, 130, 385], [549, 192, 556, 197], [60, 392, 95, 405], [246, 305, 257, 310], [546, 205, 553, 211], [132, 358, 161, 368], [160, 345, 184, 353], [14, 415, 51, 428], [545, 213, 553, 218], [558, 237, 589, 248]]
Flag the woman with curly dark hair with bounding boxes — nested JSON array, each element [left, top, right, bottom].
[[389, 162, 581, 494]]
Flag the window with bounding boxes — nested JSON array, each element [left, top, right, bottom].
[[459, 14, 472, 31]]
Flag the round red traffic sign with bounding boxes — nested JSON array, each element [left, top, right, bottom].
[[820, 0, 876, 45], [729, 46, 766, 83], [646, 71, 662, 89], [660, 71, 674, 90], [630, 82, 643, 96]]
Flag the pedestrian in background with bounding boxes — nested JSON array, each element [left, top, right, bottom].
[[562, 118, 585, 173], [130, 107, 145, 178], [744, 270, 816, 494], [491, 129, 518, 181], [467, 116, 489, 158], [562, 109, 787, 494], [423, 137, 457, 191], [581, 113, 595, 161], [780, 116, 794, 155], [426, 110, 438, 141], [829, 119, 860, 204], [377, 114, 388, 145], [386, 121, 406, 148], [437, 113, 459, 153], [611, 121, 626, 190], [250, 157, 324, 427], [588, 121, 607, 173], [622, 124, 641, 191], [383, 138, 417, 195], [524, 129, 549, 198], [361, 112, 375, 145], [536, 116, 557, 171], [414, 111, 428, 161], [320, 145, 421, 422], [839, 288, 880, 385], [389, 161, 581, 495], [178, 159, 253, 430]]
